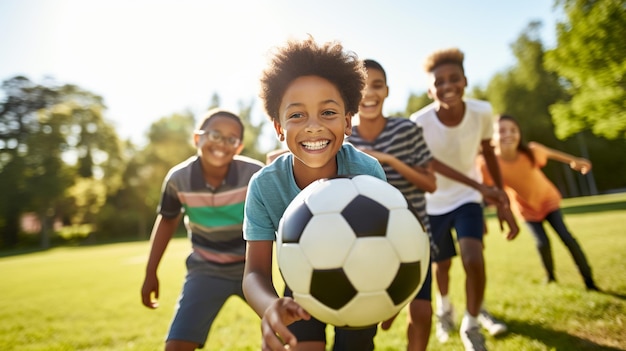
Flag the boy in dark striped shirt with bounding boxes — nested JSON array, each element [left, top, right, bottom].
[[346, 59, 437, 351], [141, 108, 264, 350]]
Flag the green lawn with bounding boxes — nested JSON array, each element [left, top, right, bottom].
[[1, 193, 625, 350]]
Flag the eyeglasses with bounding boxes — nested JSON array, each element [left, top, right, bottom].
[[195, 129, 241, 148]]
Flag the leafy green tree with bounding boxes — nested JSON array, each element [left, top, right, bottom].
[[545, 0, 626, 140], [238, 99, 272, 161], [0, 76, 123, 248], [405, 92, 431, 117], [486, 22, 566, 146]]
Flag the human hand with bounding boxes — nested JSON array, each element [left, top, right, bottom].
[[380, 312, 398, 331], [496, 205, 519, 240], [141, 273, 159, 309], [481, 185, 508, 208], [570, 158, 592, 175], [261, 297, 310, 351]]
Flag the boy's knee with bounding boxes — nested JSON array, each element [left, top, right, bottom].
[[408, 300, 432, 324]]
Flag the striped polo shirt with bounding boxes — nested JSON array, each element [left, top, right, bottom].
[[347, 117, 436, 254], [158, 154, 263, 280]]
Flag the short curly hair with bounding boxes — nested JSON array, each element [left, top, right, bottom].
[[423, 47, 465, 73], [259, 36, 366, 122]]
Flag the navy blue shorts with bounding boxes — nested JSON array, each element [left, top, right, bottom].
[[414, 260, 432, 301], [166, 253, 245, 347], [428, 202, 484, 262]]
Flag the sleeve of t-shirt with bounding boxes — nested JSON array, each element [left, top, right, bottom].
[[481, 104, 495, 141], [410, 125, 433, 167], [243, 174, 277, 241], [531, 146, 548, 168], [157, 172, 183, 218]]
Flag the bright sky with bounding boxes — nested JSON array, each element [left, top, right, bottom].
[[0, 0, 559, 148]]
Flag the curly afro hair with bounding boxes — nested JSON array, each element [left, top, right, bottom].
[[423, 47, 465, 73], [259, 35, 366, 122]]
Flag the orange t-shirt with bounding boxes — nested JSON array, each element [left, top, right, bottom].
[[480, 148, 561, 222]]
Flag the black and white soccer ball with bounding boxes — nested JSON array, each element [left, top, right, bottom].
[[277, 174, 430, 328]]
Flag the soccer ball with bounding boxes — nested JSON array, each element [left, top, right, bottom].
[[276, 174, 430, 328]]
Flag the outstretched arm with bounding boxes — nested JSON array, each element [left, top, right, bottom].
[[481, 139, 519, 240], [431, 157, 502, 205], [141, 214, 181, 308], [529, 142, 592, 174], [359, 149, 437, 193], [243, 240, 309, 350]]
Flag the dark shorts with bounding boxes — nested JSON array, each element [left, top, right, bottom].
[[414, 260, 432, 301], [428, 202, 484, 262], [283, 287, 377, 351], [166, 254, 245, 348]]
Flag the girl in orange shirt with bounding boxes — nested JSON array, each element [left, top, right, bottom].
[[484, 114, 599, 291]]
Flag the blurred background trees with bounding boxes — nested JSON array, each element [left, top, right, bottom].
[[1, 0, 624, 249]]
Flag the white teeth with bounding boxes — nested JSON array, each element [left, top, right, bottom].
[[302, 140, 329, 150], [212, 149, 225, 157], [362, 101, 376, 107]]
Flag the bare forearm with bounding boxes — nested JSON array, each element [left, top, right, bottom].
[[432, 158, 482, 190], [242, 272, 280, 318], [146, 215, 179, 274], [387, 157, 436, 193]]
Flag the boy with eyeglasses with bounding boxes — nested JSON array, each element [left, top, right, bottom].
[[141, 108, 264, 351]]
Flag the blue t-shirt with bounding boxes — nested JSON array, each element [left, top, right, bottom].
[[244, 143, 386, 241]]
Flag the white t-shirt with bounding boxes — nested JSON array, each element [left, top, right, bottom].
[[410, 98, 495, 215]]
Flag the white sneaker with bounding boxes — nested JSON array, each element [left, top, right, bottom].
[[461, 326, 488, 351], [478, 309, 507, 336], [435, 306, 455, 343]]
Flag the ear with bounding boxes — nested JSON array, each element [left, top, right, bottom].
[[427, 88, 435, 100], [385, 85, 390, 98], [273, 120, 284, 141], [234, 143, 245, 155], [344, 113, 353, 136], [193, 133, 201, 147]]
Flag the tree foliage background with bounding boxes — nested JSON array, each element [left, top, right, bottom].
[[1, 0, 624, 249], [545, 0, 626, 140]]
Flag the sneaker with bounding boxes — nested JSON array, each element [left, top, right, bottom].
[[478, 309, 507, 336], [461, 326, 488, 351], [435, 306, 455, 343]]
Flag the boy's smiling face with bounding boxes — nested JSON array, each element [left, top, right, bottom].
[[427, 63, 467, 109], [358, 68, 388, 120], [275, 75, 352, 177], [194, 115, 243, 168]]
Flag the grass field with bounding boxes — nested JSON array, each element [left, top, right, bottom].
[[1, 193, 625, 350]]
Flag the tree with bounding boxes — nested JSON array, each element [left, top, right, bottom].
[[0, 76, 123, 248], [405, 92, 431, 117], [545, 0, 626, 140]]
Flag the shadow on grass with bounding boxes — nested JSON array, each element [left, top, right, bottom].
[[484, 200, 626, 219], [502, 319, 624, 350], [0, 227, 188, 259], [599, 290, 626, 301], [560, 201, 626, 215]]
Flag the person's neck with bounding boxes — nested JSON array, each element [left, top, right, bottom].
[[357, 115, 386, 142], [201, 161, 229, 188], [435, 101, 465, 127], [292, 158, 338, 190]]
